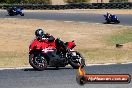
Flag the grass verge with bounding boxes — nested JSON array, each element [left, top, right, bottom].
[[106, 29, 132, 45], [0, 18, 132, 67], [23, 9, 132, 14]]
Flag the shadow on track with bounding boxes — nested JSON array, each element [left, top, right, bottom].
[[103, 22, 120, 24], [23, 67, 73, 71]]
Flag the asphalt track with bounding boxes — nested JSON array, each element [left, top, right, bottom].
[[0, 10, 132, 88], [0, 64, 132, 88], [0, 10, 132, 26]]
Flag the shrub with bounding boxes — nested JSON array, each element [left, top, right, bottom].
[[64, 0, 91, 3], [109, 0, 128, 3], [0, 0, 51, 4]]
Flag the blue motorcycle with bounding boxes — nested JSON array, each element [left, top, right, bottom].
[[104, 13, 120, 24], [7, 7, 24, 16]]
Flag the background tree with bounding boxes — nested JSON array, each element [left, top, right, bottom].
[[109, 0, 128, 2], [0, 0, 51, 4], [64, 0, 91, 3]]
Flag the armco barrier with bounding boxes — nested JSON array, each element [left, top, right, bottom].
[[1, 3, 132, 9]]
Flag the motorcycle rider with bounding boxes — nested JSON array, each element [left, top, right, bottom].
[[35, 28, 55, 42], [35, 28, 69, 54], [9, 6, 17, 13], [106, 12, 110, 19], [106, 12, 113, 20], [12, 7, 17, 12]]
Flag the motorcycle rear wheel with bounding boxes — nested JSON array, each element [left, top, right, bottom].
[[29, 54, 48, 71], [115, 20, 120, 24], [20, 13, 24, 16], [8, 13, 14, 16]]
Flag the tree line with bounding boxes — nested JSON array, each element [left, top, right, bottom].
[[0, 0, 129, 4], [109, 0, 128, 2], [64, 0, 91, 3], [64, 0, 128, 3], [0, 0, 51, 4]]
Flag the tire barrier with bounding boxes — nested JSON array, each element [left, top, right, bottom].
[[1, 3, 132, 10]]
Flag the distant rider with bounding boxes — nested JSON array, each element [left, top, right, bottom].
[[9, 7, 17, 13], [106, 12, 113, 20]]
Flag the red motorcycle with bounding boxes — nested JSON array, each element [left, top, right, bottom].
[[29, 38, 85, 71]]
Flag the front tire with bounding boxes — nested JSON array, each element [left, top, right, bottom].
[[106, 20, 110, 24], [69, 51, 85, 69], [29, 53, 48, 71]]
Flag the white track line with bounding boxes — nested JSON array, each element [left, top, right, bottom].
[[0, 67, 32, 70], [44, 20, 132, 28], [87, 62, 132, 66], [79, 22, 88, 24], [64, 21, 74, 23], [87, 63, 117, 66], [121, 62, 132, 64], [45, 20, 56, 22], [0, 62, 132, 70]]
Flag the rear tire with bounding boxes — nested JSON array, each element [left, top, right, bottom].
[[20, 13, 24, 16], [8, 13, 14, 16], [29, 53, 48, 71], [115, 20, 120, 24], [69, 51, 85, 69], [106, 20, 110, 24]]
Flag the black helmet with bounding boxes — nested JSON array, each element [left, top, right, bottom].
[[35, 29, 44, 39]]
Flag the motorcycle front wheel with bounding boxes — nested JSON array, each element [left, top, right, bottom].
[[69, 51, 85, 69], [29, 53, 48, 71]]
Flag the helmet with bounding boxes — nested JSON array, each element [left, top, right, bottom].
[[35, 29, 44, 39]]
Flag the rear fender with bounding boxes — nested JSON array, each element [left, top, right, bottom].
[[67, 41, 76, 49]]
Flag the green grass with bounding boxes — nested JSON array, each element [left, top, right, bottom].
[[77, 29, 132, 64], [106, 29, 132, 45], [78, 48, 132, 64], [78, 28, 132, 64]]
